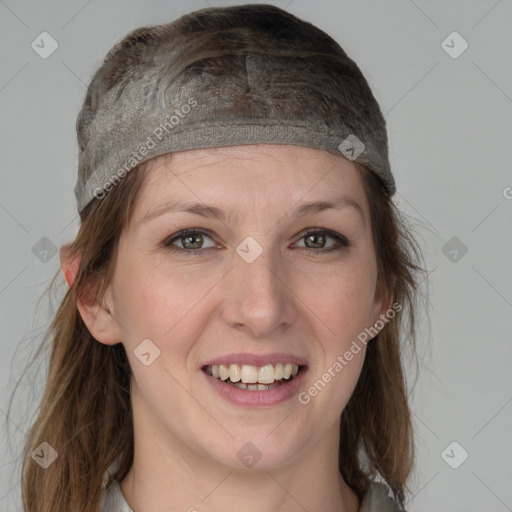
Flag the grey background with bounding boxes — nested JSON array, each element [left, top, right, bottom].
[[1, 0, 511, 510]]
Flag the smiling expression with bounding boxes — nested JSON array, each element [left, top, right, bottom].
[[102, 143, 387, 470]]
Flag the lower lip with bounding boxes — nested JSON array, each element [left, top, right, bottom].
[[203, 368, 307, 407]]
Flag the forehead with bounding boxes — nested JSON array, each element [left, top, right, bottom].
[[132, 144, 370, 220]]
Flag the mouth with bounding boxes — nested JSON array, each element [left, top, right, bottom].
[[202, 363, 305, 391]]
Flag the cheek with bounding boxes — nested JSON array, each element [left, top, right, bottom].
[[115, 257, 174, 322], [303, 256, 377, 342], [112, 257, 221, 354], [319, 257, 376, 400]]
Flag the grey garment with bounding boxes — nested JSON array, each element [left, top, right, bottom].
[[358, 481, 406, 512], [100, 479, 404, 512], [100, 480, 132, 512]]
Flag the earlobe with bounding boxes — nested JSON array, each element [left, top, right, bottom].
[[76, 297, 121, 346]]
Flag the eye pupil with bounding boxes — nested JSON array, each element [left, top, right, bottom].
[[183, 233, 203, 249], [306, 233, 325, 249]]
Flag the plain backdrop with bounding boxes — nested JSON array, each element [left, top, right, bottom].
[[1, 1, 511, 511]]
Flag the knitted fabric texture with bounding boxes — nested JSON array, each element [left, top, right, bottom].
[[74, 5, 395, 213]]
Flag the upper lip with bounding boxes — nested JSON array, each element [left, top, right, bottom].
[[202, 352, 309, 368]]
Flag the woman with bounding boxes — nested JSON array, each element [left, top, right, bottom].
[[18, 4, 425, 511]]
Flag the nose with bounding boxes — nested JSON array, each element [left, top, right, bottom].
[[220, 244, 299, 338]]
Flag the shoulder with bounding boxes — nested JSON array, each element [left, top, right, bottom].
[[359, 481, 406, 512], [100, 480, 133, 512]]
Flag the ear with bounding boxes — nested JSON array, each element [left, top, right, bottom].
[[369, 277, 396, 337], [60, 243, 81, 288], [59, 243, 122, 346]]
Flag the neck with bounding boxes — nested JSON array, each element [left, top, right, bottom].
[[120, 383, 360, 512]]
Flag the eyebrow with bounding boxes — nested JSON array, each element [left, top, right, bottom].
[[139, 195, 366, 226]]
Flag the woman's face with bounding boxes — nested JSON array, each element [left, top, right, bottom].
[[102, 144, 387, 470]]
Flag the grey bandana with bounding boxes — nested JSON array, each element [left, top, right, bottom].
[[74, 32, 395, 214]]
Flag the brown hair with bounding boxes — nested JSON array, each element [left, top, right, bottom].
[[7, 4, 426, 511]]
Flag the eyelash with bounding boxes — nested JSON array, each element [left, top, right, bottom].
[[163, 227, 351, 256]]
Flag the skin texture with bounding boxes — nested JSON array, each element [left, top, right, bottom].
[[61, 144, 391, 512]]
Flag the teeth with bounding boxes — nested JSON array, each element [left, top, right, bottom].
[[258, 364, 275, 384], [241, 364, 258, 384], [206, 363, 300, 384], [219, 364, 230, 381], [229, 364, 241, 382], [274, 363, 284, 380]]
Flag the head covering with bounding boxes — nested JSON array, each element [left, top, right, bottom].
[[74, 4, 395, 213]]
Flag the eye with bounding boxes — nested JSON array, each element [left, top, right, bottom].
[[294, 228, 350, 253], [164, 229, 218, 255], [163, 227, 350, 256]]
